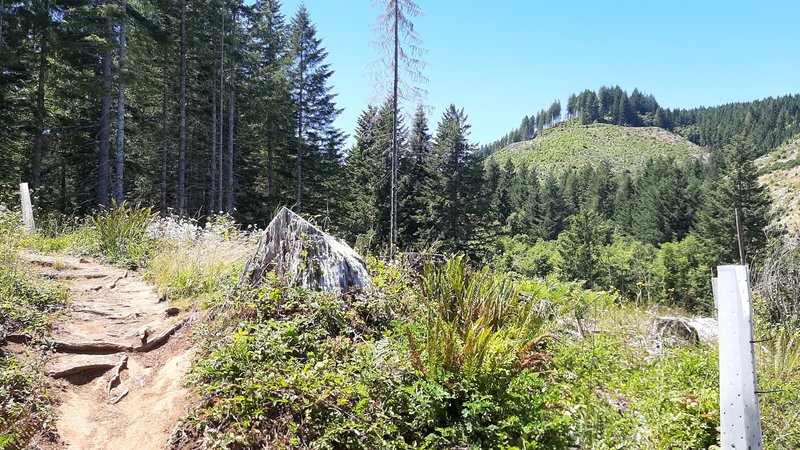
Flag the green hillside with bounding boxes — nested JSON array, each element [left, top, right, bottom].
[[757, 135, 800, 234], [489, 121, 707, 173]]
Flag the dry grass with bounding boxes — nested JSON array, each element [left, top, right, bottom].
[[145, 229, 255, 308]]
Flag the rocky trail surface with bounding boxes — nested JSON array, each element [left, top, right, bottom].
[[11, 252, 196, 450]]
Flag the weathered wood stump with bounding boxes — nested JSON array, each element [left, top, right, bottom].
[[239, 207, 371, 293]]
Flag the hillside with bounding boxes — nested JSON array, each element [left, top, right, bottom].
[[757, 135, 800, 234], [489, 121, 707, 173]]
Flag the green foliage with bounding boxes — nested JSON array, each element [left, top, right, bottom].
[[415, 256, 548, 385], [556, 208, 613, 286], [553, 333, 719, 449], [757, 330, 800, 449], [696, 137, 772, 265], [90, 203, 157, 268], [185, 258, 574, 449], [0, 356, 53, 449], [0, 247, 66, 337], [596, 237, 655, 303], [651, 235, 714, 313], [492, 237, 557, 279], [145, 242, 244, 307]]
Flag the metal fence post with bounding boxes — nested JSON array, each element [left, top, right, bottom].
[[714, 265, 763, 450], [19, 182, 35, 233]]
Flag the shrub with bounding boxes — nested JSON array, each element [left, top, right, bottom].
[[652, 234, 713, 313], [0, 248, 66, 336], [0, 356, 53, 449], [416, 255, 550, 385], [90, 202, 157, 268]]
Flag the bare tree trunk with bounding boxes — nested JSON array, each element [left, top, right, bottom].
[[210, 81, 217, 212], [217, 8, 225, 212], [32, 48, 46, 189], [295, 37, 304, 215], [267, 135, 274, 214], [114, 0, 127, 206], [32, 0, 49, 190], [389, 0, 399, 260], [226, 90, 234, 213], [225, 8, 236, 214], [177, 0, 186, 215], [97, 16, 113, 208], [60, 149, 66, 213], [160, 45, 169, 216], [0, 0, 5, 44]]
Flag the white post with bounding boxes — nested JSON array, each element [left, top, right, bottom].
[[714, 265, 763, 450], [19, 182, 35, 233]]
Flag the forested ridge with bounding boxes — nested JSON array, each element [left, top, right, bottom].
[[4, 2, 800, 448], [0, 1, 793, 308], [482, 86, 800, 155]]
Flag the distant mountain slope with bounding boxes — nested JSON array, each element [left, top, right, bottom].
[[757, 135, 800, 235], [488, 121, 707, 173]]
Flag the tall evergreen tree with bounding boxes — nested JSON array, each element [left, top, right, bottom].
[[398, 104, 435, 247], [695, 137, 772, 264], [288, 5, 341, 216], [428, 105, 485, 254]]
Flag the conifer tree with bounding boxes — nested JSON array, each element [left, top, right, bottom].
[[398, 104, 435, 246], [429, 105, 484, 254], [695, 137, 772, 264], [557, 207, 613, 287], [288, 5, 341, 215], [373, 0, 426, 259]]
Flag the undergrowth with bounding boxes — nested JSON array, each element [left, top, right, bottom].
[[0, 356, 53, 449], [0, 209, 62, 449], [182, 256, 737, 449]]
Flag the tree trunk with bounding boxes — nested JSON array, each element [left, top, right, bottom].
[[97, 16, 113, 208], [390, 0, 399, 260], [32, 0, 49, 190], [114, 0, 127, 206], [217, 8, 225, 212], [160, 45, 169, 217], [60, 150, 66, 213], [295, 25, 304, 215], [226, 89, 234, 213], [267, 135, 274, 214], [177, 0, 186, 215], [210, 81, 217, 212]]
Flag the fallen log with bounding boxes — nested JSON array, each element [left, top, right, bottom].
[[239, 207, 371, 293]]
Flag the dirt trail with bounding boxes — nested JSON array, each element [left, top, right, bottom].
[[18, 252, 196, 450]]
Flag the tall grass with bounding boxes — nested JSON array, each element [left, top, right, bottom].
[[416, 255, 549, 384], [90, 202, 156, 268]]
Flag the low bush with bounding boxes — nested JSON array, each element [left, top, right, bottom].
[[0, 248, 66, 337], [0, 356, 53, 449], [90, 202, 157, 268]]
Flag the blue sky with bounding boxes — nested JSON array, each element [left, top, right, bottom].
[[278, 0, 800, 147]]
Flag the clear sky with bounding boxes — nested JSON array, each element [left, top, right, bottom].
[[277, 0, 800, 147]]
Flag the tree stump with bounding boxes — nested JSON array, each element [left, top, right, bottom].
[[239, 207, 371, 293]]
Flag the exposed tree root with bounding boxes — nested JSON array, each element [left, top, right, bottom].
[[107, 354, 129, 392], [53, 317, 190, 354], [111, 387, 129, 405], [136, 318, 189, 352], [53, 341, 133, 354], [48, 363, 116, 379]]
